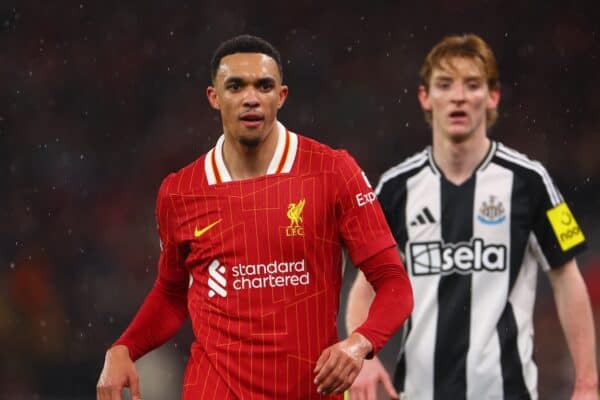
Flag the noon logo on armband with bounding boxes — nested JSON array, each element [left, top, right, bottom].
[[546, 202, 585, 251]]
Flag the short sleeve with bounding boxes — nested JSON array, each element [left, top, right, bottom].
[[156, 174, 188, 282], [529, 167, 587, 270], [333, 150, 396, 265]]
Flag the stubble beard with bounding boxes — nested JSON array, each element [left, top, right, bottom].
[[238, 135, 262, 148]]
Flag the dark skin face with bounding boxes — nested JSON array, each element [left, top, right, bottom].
[[207, 52, 288, 149]]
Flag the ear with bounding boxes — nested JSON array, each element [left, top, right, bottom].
[[206, 86, 220, 110], [417, 85, 431, 112], [487, 87, 500, 110], [277, 85, 289, 110]]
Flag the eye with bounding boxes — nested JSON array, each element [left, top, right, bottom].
[[435, 81, 451, 90], [258, 81, 275, 91], [226, 82, 241, 92], [467, 81, 482, 90]]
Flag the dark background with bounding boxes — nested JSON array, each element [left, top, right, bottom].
[[2, 1, 600, 399]]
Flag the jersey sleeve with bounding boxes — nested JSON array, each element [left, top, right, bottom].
[[333, 150, 396, 265], [529, 167, 587, 270], [156, 173, 190, 283], [113, 174, 189, 360]]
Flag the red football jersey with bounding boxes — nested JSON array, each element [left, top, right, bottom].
[[156, 122, 395, 399]]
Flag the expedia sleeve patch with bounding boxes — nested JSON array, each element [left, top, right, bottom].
[[546, 202, 585, 251]]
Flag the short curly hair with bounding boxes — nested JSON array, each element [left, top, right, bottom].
[[210, 34, 283, 82]]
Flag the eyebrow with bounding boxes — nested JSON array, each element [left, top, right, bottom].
[[433, 75, 484, 82], [223, 76, 277, 85]]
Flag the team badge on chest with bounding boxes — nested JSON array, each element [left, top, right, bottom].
[[286, 199, 305, 237], [477, 195, 506, 225]]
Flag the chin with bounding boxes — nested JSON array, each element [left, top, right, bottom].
[[239, 136, 262, 147], [446, 130, 473, 143]]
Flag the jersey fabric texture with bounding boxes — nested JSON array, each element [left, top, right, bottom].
[[154, 122, 395, 399], [376, 142, 587, 400]]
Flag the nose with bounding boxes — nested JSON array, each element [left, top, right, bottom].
[[450, 84, 466, 103], [243, 87, 260, 108]]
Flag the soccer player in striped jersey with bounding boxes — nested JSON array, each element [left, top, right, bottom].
[[346, 34, 598, 400], [96, 35, 413, 400]]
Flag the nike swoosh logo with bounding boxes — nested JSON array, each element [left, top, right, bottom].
[[194, 219, 222, 238]]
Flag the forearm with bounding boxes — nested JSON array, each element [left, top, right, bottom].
[[549, 261, 598, 391], [346, 271, 375, 333], [114, 277, 189, 360], [352, 246, 414, 355]]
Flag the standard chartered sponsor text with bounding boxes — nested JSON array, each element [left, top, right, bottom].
[[231, 259, 309, 289]]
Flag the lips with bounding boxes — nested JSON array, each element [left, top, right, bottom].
[[239, 112, 264, 127], [449, 110, 467, 118]]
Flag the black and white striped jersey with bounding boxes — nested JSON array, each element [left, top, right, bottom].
[[376, 141, 587, 400]]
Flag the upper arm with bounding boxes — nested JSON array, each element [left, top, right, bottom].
[[547, 258, 584, 291], [156, 174, 189, 285], [333, 150, 396, 265], [525, 165, 587, 270]]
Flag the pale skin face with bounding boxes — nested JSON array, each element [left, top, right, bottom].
[[206, 52, 288, 149], [418, 57, 500, 144]]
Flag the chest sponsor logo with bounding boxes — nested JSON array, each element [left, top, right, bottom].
[[206, 259, 310, 297], [208, 259, 227, 297], [286, 199, 305, 236], [477, 195, 506, 225], [547, 202, 585, 251], [408, 239, 507, 276]]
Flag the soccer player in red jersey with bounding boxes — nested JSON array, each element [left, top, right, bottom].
[[96, 35, 413, 400]]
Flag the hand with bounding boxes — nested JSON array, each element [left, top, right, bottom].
[[348, 356, 398, 400], [96, 345, 141, 400], [313, 332, 373, 396]]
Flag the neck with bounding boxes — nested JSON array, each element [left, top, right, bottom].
[[222, 122, 279, 180], [432, 130, 491, 185]]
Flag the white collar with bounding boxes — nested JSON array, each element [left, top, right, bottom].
[[204, 121, 298, 185]]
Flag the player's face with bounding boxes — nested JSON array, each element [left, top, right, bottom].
[[207, 53, 288, 147], [419, 57, 499, 143]]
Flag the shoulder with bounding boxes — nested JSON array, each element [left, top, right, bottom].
[[375, 148, 431, 195], [296, 134, 363, 174], [158, 153, 208, 197], [492, 142, 562, 204]]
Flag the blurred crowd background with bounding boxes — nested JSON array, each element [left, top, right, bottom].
[[2, 1, 599, 399]]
